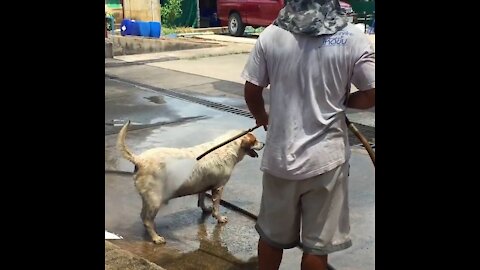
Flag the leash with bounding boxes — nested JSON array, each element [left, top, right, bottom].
[[196, 118, 375, 167], [346, 117, 375, 167], [196, 125, 262, 160]]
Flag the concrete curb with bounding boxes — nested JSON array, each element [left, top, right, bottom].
[[111, 35, 221, 56], [105, 38, 113, 58], [105, 241, 166, 270], [113, 42, 253, 63], [191, 34, 258, 45]]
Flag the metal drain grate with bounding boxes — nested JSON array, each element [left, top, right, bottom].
[[106, 75, 254, 118]]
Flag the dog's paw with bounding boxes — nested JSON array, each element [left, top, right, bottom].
[[217, 216, 228, 223], [152, 236, 166, 245]]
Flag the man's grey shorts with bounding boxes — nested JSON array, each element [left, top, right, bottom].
[[256, 162, 352, 255]]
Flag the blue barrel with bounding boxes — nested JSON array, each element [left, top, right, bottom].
[[129, 20, 140, 36], [120, 19, 140, 36], [120, 19, 132, 36], [149, 21, 161, 38], [137, 21, 151, 37]]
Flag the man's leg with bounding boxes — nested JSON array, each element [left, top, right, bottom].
[[301, 254, 328, 270], [300, 163, 351, 270], [258, 237, 283, 270], [256, 173, 301, 270]]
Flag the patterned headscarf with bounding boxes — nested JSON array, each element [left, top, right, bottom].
[[274, 0, 348, 36]]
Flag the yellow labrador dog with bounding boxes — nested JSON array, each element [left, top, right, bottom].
[[116, 121, 264, 244]]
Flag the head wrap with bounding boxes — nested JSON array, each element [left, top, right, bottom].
[[274, 0, 348, 36]]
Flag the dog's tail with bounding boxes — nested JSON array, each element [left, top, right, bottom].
[[117, 121, 139, 165]]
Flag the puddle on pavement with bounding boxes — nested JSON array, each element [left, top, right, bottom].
[[107, 211, 259, 270], [145, 96, 166, 104]]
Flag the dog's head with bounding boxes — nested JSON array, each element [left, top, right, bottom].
[[240, 133, 265, 158]]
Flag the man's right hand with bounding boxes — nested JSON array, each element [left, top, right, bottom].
[[245, 81, 269, 131], [256, 112, 269, 131]]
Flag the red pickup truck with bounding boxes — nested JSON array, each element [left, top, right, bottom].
[[217, 0, 355, 36]]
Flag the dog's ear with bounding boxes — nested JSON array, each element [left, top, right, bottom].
[[241, 134, 259, 158], [240, 133, 256, 149]]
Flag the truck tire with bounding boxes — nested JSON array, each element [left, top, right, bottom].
[[228, 13, 245, 36]]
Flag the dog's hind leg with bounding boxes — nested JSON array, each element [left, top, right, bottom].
[[198, 192, 212, 213], [211, 186, 228, 223], [140, 194, 165, 244]]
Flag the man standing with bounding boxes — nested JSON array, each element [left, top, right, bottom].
[[242, 0, 375, 269]]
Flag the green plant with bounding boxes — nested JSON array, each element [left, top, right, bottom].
[[161, 0, 183, 27], [105, 12, 114, 31], [161, 26, 194, 35]]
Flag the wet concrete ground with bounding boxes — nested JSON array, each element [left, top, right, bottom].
[[105, 77, 374, 269]]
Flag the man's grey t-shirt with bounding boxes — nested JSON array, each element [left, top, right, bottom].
[[241, 24, 375, 180]]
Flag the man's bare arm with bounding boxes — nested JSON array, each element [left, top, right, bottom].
[[347, 88, 375, 109]]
